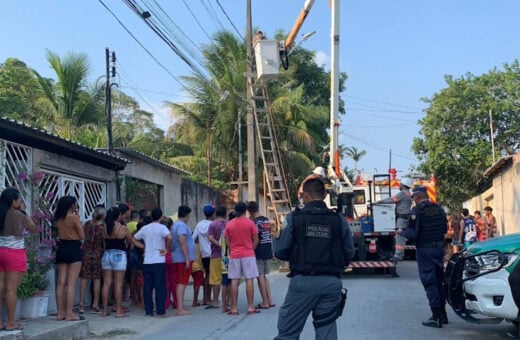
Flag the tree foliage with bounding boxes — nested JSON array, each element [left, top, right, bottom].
[[412, 60, 520, 209]]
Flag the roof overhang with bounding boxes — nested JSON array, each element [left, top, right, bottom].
[[116, 147, 190, 176], [0, 118, 128, 171], [483, 156, 513, 178]]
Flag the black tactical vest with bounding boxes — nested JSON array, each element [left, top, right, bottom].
[[289, 208, 347, 274], [416, 202, 447, 247]]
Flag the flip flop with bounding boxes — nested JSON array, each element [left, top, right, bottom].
[[247, 309, 260, 315], [90, 306, 101, 314], [115, 313, 129, 318], [78, 305, 85, 314], [227, 311, 239, 316], [255, 304, 269, 309], [269, 304, 276, 307], [204, 305, 218, 309], [192, 302, 201, 307], [65, 315, 85, 321], [3, 324, 23, 331]]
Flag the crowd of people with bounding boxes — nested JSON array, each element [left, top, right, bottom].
[[0, 186, 278, 325], [77, 200, 277, 319], [444, 206, 497, 260]]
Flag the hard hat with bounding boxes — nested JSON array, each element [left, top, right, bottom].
[[401, 178, 413, 188], [313, 166, 325, 177]]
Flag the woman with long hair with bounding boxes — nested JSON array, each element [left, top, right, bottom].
[[54, 195, 85, 321], [101, 207, 143, 317], [0, 188, 36, 331], [78, 205, 106, 314]]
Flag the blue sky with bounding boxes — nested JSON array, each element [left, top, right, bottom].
[[2, 1, 519, 178]]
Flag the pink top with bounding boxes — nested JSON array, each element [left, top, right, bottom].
[[224, 217, 258, 259]]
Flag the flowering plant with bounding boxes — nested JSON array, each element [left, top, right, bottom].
[[15, 170, 57, 298]]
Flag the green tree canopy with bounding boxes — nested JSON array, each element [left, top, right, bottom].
[[412, 60, 520, 209]]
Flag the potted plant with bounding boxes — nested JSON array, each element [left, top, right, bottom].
[[13, 170, 56, 318], [18, 226, 55, 318]]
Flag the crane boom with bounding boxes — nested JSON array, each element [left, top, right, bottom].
[[284, 0, 316, 51]]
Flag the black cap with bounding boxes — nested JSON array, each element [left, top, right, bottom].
[[411, 186, 427, 197]]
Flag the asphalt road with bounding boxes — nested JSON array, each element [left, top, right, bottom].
[[91, 261, 518, 340]]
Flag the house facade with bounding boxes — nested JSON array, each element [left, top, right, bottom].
[[463, 155, 520, 236]]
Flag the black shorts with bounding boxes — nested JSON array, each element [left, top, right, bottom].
[[202, 257, 210, 275], [55, 240, 83, 264]]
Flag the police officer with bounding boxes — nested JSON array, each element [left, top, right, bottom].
[[397, 186, 448, 328], [376, 178, 413, 263], [274, 177, 354, 340]]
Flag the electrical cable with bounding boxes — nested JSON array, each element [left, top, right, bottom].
[[142, 0, 206, 69], [181, 0, 213, 41], [216, 0, 244, 41], [123, 0, 208, 80], [200, 0, 226, 31], [98, 0, 197, 98]]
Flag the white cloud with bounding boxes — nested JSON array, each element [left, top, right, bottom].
[[314, 50, 330, 70]]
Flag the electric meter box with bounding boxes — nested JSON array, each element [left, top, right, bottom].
[[254, 40, 280, 81], [372, 204, 396, 232]]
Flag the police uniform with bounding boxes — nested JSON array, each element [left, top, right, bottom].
[[274, 200, 354, 340], [401, 186, 448, 328], [378, 188, 412, 261]]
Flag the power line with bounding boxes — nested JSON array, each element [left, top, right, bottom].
[[342, 132, 416, 161], [97, 0, 197, 98], [345, 95, 425, 110], [142, 0, 206, 69], [346, 109, 419, 123], [122, 0, 207, 79], [200, 0, 226, 31], [346, 100, 423, 115], [216, 0, 244, 41], [182, 0, 213, 41]]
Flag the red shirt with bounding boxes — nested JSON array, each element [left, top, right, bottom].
[[224, 216, 258, 259]]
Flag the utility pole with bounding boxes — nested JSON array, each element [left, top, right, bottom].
[[329, 0, 340, 176], [105, 48, 116, 154], [237, 109, 243, 201], [246, 0, 258, 203], [489, 109, 496, 163]]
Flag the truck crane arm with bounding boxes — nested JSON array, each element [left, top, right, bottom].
[[284, 0, 317, 52]]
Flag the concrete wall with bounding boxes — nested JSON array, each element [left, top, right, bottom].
[[463, 160, 520, 236], [491, 162, 520, 235]]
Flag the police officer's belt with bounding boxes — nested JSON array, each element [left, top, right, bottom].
[[396, 214, 410, 219], [291, 271, 340, 278], [416, 241, 444, 248]]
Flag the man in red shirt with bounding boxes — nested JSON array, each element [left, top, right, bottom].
[[224, 202, 259, 315]]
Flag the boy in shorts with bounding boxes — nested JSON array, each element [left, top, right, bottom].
[[191, 242, 204, 307], [220, 229, 231, 313]]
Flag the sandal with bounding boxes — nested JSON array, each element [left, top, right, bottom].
[[3, 323, 23, 331], [78, 304, 85, 314]]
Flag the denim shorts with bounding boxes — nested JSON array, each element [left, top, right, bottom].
[[102, 249, 127, 271]]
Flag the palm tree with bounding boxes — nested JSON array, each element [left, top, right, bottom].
[[342, 146, 367, 174], [32, 49, 104, 138]]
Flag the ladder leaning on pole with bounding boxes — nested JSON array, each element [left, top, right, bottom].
[[247, 72, 292, 232]]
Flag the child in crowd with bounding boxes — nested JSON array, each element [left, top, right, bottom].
[[162, 217, 177, 310], [191, 242, 204, 307], [220, 211, 234, 313]]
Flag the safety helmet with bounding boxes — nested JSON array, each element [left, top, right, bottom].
[[401, 178, 413, 189], [313, 166, 325, 177]]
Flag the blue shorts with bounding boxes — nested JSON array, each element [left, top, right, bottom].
[[221, 273, 231, 286], [102, 249, 127, 271]]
